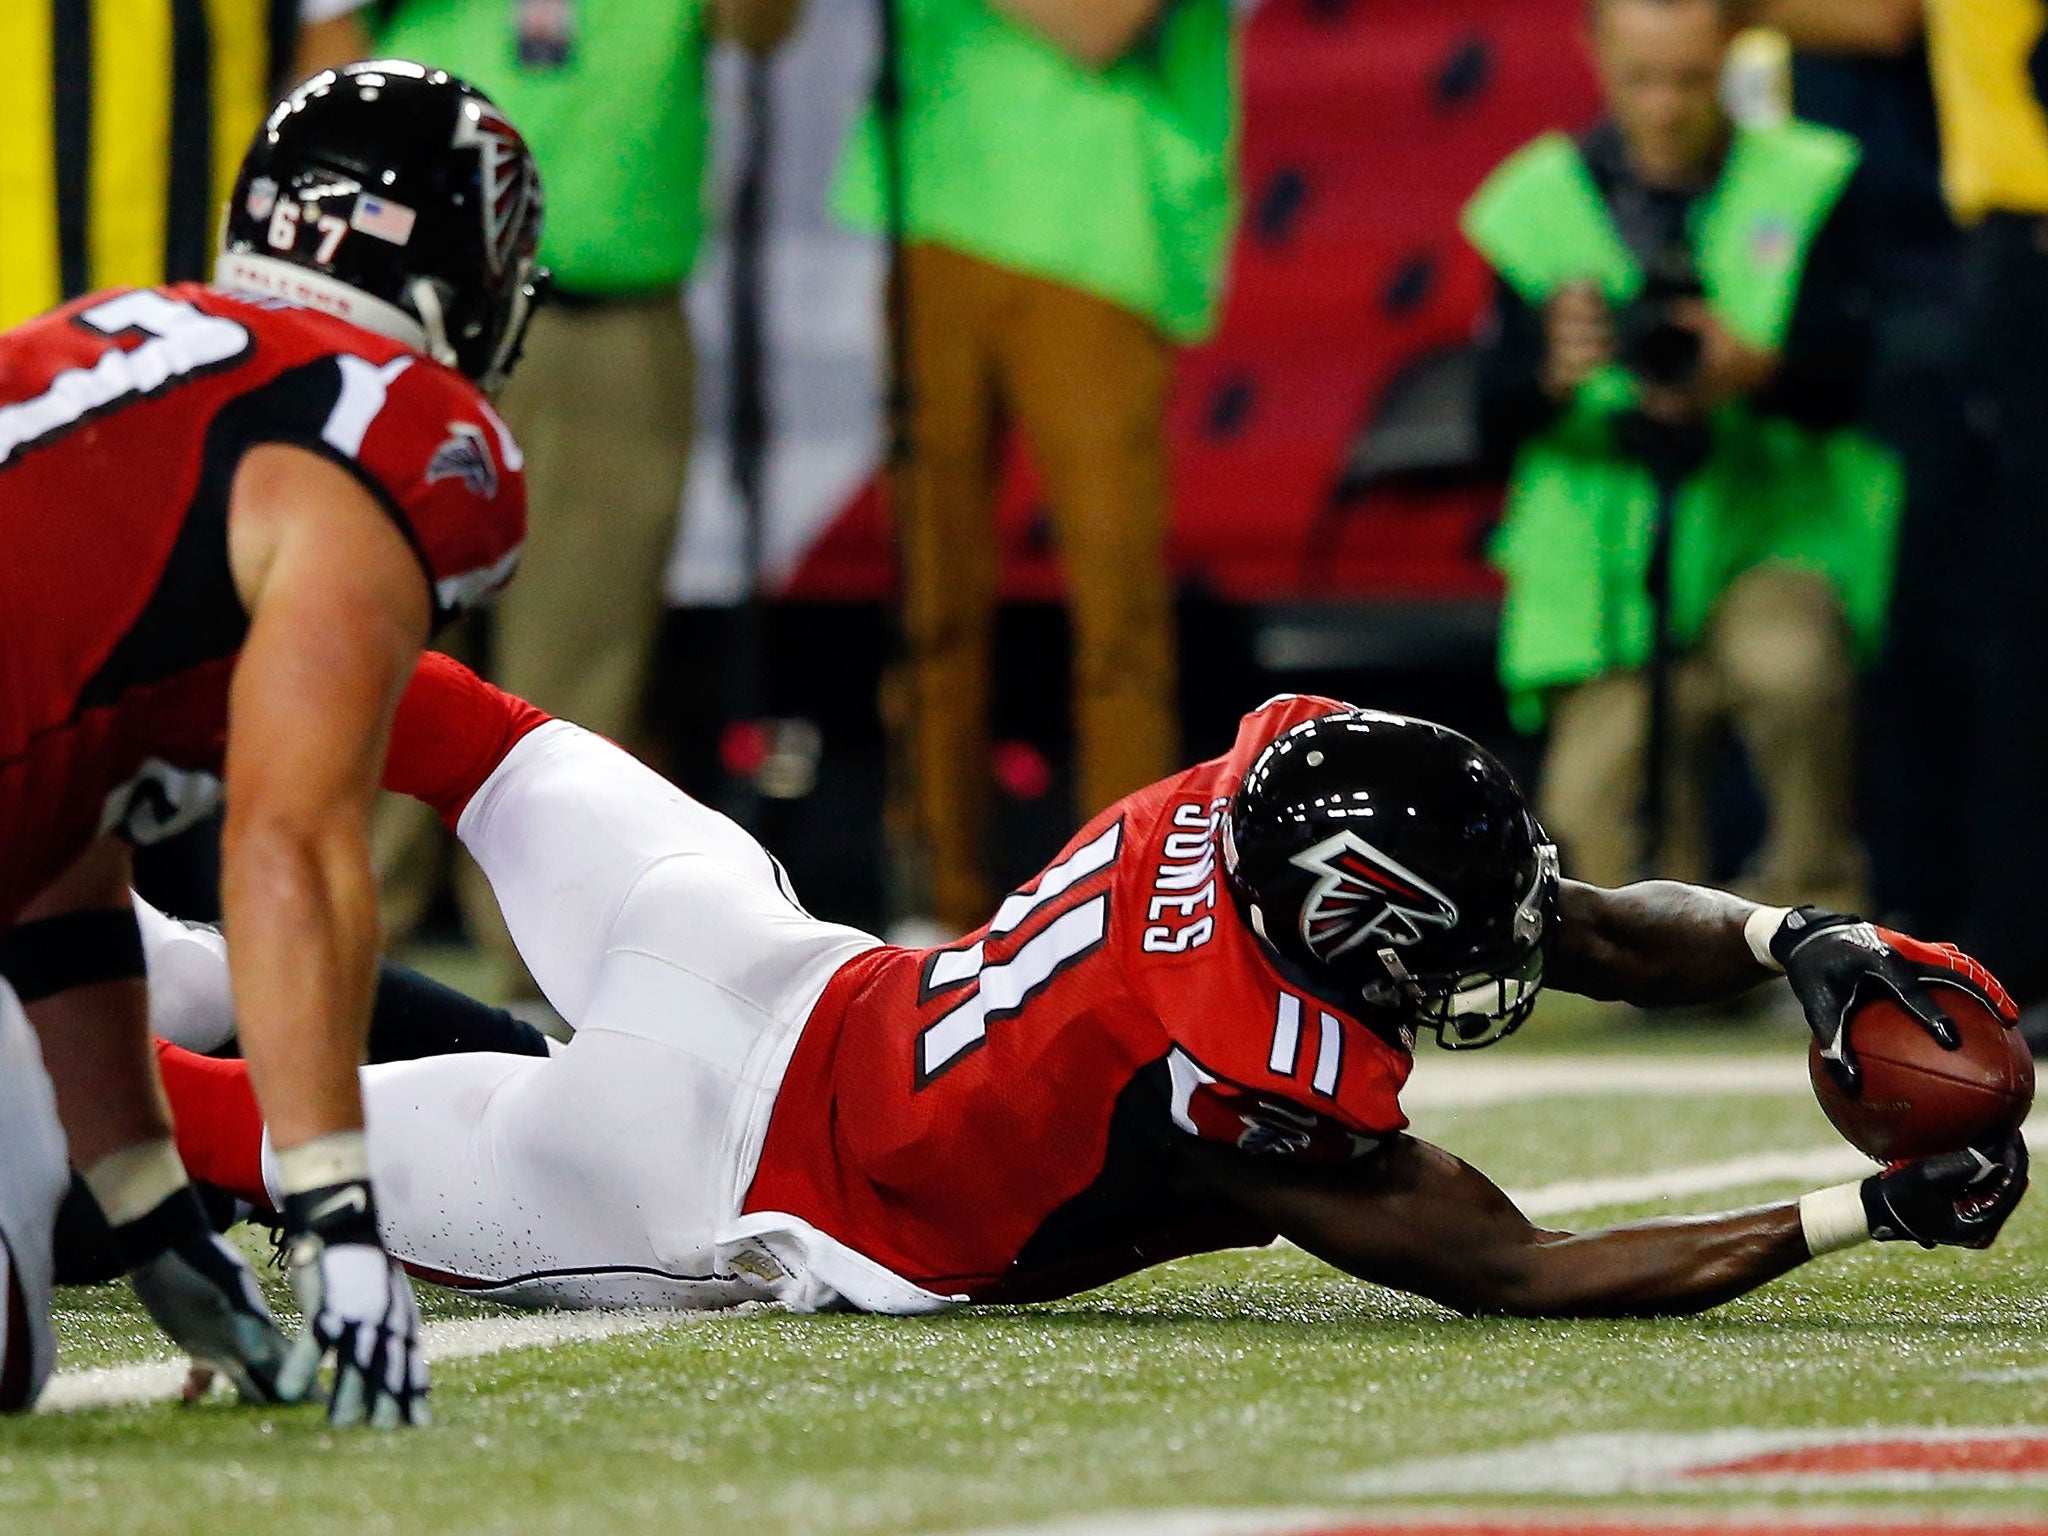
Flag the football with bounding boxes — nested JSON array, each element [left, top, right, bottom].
[[1810, 986, 2035, 1162]]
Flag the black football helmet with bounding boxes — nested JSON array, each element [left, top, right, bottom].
[[1221, 707, 1560, 1050], [216, 61, 545, 390]]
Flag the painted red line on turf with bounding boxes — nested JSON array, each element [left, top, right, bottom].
[[1290, 1525, 2048, 1536], [1686, 1436, 2048, 1478]]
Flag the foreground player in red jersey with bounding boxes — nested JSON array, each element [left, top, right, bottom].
[[150, 655, 2026, 1323], [0, 63, 542, 1422]]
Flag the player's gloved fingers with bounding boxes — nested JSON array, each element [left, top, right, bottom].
[[327, 1334, 368, 1428], [1873, 968, 1962, 1050], [1802, 1000, 1861, 1093], [329, 1368, 367, 1428], [275, 1326, 326, 1404]]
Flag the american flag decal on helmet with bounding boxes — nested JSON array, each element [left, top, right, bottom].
[[1290, 831, 1459, 961], [452, 101, 534, 277]]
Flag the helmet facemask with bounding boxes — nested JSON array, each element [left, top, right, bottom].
[[1358, 844, 1560, 1050]]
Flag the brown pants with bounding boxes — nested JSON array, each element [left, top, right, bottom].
[[375, 293, 694, 993], [886, 243, 1178, 932], [1538, 564, 1868, 910]]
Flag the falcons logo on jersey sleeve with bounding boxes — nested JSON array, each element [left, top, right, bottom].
[[1290, 831, 1459, 961]]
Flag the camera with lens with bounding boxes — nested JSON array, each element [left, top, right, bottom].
[[1616, 239, 1706, 389]]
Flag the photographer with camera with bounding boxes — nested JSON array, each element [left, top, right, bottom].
[[1463, 0, 1901, 910]]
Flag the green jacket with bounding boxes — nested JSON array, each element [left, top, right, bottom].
[[1462, 124, 1902, 728], [377, 0, 709, 293], [834, 0, 1238, 341]]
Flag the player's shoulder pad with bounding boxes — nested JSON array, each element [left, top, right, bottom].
[[345, 357, 528, 623]]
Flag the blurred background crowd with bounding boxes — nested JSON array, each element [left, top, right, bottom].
[[7, 0, 2048, 1029]]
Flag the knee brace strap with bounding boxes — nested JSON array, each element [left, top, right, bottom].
[[0, 910, 147, 1005]]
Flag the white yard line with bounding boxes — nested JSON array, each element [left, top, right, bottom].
[[1508, 1144, 1876, 1218], [1403, 1054, 1809, 1109], [40, 1308, 690, 1413]]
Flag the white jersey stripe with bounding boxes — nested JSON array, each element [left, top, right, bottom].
[[321, 353, 413, 458]]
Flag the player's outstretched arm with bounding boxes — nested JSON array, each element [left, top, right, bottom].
[[1549, 882, 2018, 1090], [223, 442, 432, 1426], [1546, 879, 1768, 1007], [1195, 1131, 2027, 1319]]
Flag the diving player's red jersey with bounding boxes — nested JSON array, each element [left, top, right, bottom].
[[376, 658, 1413, 1307], [746, 694, 1416, 1302], [0, 283, 525, 922]]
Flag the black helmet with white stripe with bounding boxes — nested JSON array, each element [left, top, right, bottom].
[[1221, 708, 1560, 1050], [217, 60, 545, 390]]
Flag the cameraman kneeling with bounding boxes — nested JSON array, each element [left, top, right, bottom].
[[1464, 0, 1899, 908]]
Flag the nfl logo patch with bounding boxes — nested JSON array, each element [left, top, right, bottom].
[[245, 176, 277, 221]]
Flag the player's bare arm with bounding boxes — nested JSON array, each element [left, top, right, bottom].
[[1548, 878, 1763, 1007], [1549, 880, 2019, 1091], [12, 839, 161, 1168], [223, 442, 436, 1424], [1195, 1133, 1807, 1318], [1194, 1124, 2027, 1321], [10, 837, 290, 1405], [223, 442, 429, 1153]]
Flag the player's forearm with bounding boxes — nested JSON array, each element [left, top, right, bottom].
[[1548, 879, 1772, 1007], [1483, 1205, 1811, 1319], [220, 811, 380, 1151], [11, 840, 171, 1166]]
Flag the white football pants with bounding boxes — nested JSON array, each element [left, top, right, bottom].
[[0, 981, 71, 1410], [148, 724, 954, 1315]]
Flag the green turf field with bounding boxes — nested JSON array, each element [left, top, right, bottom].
[[8, 999, 2045, 1536]]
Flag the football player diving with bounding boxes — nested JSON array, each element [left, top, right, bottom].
[[0, 63, 544, 1423], [139, 654, 2026, 1336]]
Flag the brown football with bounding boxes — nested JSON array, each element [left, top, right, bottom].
[[1810, 987, 2035, 1162]]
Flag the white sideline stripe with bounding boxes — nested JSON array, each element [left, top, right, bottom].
[[39, 1309, 685, 1413], [1403, 1054, 1809, 1109], [1507, 1144, 1876, 1218]]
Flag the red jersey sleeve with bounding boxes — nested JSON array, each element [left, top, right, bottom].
[[351, 359, 526, 623], [1127, 690, 1413, 1164], [382, 652, 552, 828], [284, 350, 527, 626]]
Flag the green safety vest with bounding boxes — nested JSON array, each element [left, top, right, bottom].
[[1461, 123, 1902, 729], [377, 0, 709, 293], [834, 0, 1238, 341]]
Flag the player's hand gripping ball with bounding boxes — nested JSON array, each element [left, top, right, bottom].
[[1808, 965, 2034, 1162]]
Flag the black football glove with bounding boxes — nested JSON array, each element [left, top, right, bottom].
[[1862, 1134, 2029, 1249], [275, 1180, 428, 1428], [116, 1185, 289, 1404], [1772, 908, 2016, 1096]]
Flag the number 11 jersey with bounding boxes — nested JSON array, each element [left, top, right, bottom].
[[747, 694, 1419, 1303]]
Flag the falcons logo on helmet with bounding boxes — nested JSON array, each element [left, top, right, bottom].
[[452, 102, 535, 277], [1290, 831, 1459, 961]]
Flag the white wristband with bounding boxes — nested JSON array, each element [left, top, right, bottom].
[[273, 1130, 371, 1196], [1798, 1180, 1871, 1257], [82, 1138, 189, 1227], [1745, 906, 1794, 971]]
